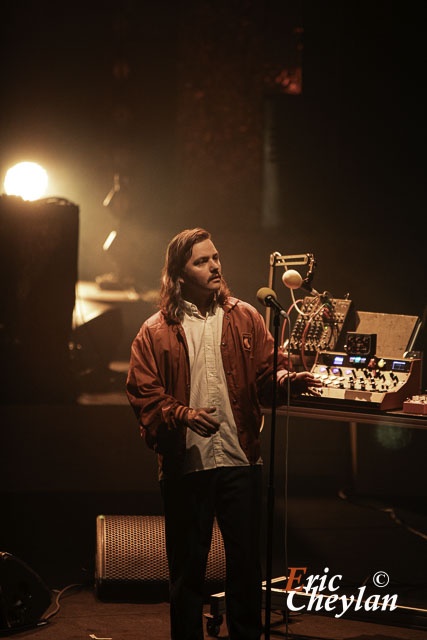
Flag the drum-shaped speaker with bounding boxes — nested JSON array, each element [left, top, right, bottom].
[[95, 515, 225, 600]]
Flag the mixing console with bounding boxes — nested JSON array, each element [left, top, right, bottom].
[[306, 351, 421, 410]]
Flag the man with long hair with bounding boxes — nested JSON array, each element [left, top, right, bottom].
[[127, 228, 320, 640]]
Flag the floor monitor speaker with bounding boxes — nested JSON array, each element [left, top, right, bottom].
[[0, 552, 51, 633]]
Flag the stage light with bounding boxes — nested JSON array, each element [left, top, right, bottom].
[[4, 162, 48, 201], [103, 230, 117, 251]]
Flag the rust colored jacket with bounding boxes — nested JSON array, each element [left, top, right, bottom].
[[126, 297, 293, 476]]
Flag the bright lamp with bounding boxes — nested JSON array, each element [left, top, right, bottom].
[[4, 162, 48, 201]]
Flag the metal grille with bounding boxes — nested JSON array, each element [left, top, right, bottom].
[[206, 520, 226, 582], [96, 515, 225, 584]]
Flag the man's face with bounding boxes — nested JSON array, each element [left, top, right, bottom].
[[180, 238, 222, 298]]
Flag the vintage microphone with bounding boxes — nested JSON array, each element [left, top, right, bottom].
[[257, 287, 289, 318]]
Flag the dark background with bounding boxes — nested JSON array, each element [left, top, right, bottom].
[[1, 0, 427, 606], [1, 0, 425, 314]]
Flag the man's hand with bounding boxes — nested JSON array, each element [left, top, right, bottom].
[[288, 371, 323, 396], [185, 407, 220, 437]]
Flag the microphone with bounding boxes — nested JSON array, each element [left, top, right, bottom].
[[282, 269, 321, 296], [256, 287, 289, 319], [282, 269, 303, 290]]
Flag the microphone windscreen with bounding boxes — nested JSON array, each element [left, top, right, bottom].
[[282, 269, 303, 290], [256, 287, 277, 306]]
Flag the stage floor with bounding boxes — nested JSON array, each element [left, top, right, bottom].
[[16, 586, 427, 640]]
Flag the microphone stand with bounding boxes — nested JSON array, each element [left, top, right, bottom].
[[264, 306, 281, 640]]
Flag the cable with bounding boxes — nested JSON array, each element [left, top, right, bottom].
[[42, 583, 83, 621], [283, 316, 292, 639], [298, 302, 326, 371], [338, 488, 427, 542], [280, 297, 326, 370], [289, 288, 313, 317], [384, 508, 427, 541], [300, 319, 312, 371], [280, 299, 304, 366], [288, 288, 325, 320], [280, 319, 336, 640]]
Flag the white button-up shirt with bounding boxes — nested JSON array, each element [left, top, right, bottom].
[[182, 301, 253, 475]]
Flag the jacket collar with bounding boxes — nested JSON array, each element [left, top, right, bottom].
[[222, 296, 239, 313]]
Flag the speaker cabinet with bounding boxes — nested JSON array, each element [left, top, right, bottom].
[[0, 195, 79, 404], [95, 515, 225, 600], [0, 552, 51, 633]]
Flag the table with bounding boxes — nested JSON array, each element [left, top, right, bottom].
[[273, 402, 427, 487]]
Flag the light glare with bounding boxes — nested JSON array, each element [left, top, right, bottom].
[[4, 162, 48, 201], [103, 230, 117, 251]]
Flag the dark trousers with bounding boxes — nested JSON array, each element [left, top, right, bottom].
[[160, 465, 263, 640]]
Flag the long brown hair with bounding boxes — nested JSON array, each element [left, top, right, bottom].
[[159, 228, 229, 323]]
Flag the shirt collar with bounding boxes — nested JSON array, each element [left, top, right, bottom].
[[183, 299, 217, 319]]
